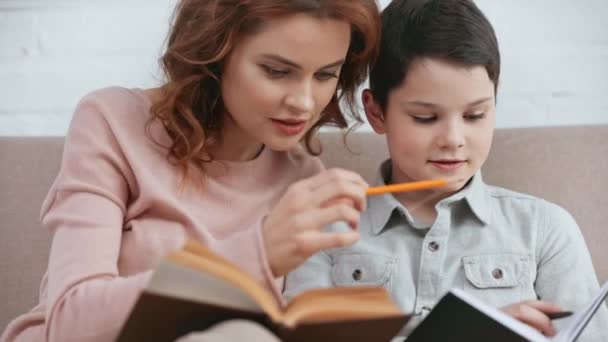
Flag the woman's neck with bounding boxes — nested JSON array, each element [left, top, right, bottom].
[[207, 141, 265, 162], [204, 109, 264, 162]]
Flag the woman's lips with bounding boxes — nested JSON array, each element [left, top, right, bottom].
[[429, 160, 466, 171], [271, 119, 307, 136]]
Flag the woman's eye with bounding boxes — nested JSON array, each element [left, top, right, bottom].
[[261, 65, 289, 78], [315, 71, 338, 81], [465, 113, 486, 121], [411, 115, 436, 124]]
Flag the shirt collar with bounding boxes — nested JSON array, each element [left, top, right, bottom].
[[437, 170, 492, 226], [367, 160, 406, 235], [367, 160, 492, 235]]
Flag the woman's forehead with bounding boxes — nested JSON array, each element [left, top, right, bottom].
[[233, 14, 351, 67]]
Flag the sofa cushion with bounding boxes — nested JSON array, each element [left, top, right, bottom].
[[0, 137, 63, 331], [1, 125, 606, 332]]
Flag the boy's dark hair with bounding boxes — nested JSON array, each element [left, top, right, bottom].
[[370, 0, 500, 110]]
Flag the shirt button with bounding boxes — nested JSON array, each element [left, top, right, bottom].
[[492, 268, 504, 279], [428, 241, 440, 252], [352, 269, 362, 281]]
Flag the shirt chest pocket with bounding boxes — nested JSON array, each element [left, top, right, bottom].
[[461, 253, 532, 307], [331, 253, 395, 291]]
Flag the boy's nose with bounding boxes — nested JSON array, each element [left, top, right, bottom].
[[438, 122, 465, 149]]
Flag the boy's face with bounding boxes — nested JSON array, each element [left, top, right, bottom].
[[364, 57, 496, 195]]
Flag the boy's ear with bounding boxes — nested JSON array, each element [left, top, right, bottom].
[[362, 89, 386, 134]]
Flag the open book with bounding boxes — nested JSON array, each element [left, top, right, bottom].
[[118, 241, 409, 342], [407, 281, 608, 341]]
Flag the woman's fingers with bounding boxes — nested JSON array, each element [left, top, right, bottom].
[[313, 180, 367, 211], [292, 204, 362, 231], [293, 169, 367, 202], [303, 168, 368, 190], [281, 168, 368, 214], [293, 230, 360, 257], [261, 169, 368, 276]]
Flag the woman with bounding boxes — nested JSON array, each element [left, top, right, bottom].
[[1, 1, 380, 341]]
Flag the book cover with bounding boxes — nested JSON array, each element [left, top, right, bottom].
[[407, 282, 608, 342]]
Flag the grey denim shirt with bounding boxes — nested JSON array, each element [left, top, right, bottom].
[[284, 159, 608, 341]]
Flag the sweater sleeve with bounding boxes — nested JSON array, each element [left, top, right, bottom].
[[208, 148, 327, 302], [39, 95, 152, 342], [206, 220, 283, 300]]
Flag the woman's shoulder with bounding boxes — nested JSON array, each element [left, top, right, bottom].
[[75, 86, 150, 119], [68, 86, 157, 138], [81, 86, 143, 101]]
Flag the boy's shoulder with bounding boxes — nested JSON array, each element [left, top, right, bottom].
[[483, 183, 575, 223], [484, 184, 538, 201]]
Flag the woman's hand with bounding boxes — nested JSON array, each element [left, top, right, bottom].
[[262, 168, 368, 277], [501, 300, 564, 336]]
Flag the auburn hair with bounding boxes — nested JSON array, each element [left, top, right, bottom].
[[148, 0, 380, 175]]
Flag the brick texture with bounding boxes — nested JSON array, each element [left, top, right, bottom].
[[0, 0, 607, 135]]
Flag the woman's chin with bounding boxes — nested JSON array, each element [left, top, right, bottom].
[[264, 136, 305, 152]]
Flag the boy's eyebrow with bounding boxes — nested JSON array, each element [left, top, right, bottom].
[[404, 97, 494, 108], [259, 54, 345, 70]]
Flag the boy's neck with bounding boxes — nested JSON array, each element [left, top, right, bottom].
[[394, 191, 442, 226]]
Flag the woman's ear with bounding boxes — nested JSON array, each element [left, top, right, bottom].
[[362, 89, 386, 134]]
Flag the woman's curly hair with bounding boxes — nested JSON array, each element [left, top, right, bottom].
[[148, 0, 380, 176]]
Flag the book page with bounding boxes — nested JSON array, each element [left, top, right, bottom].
[[166, 248, 283, 322], [554, 280, 608, 342], [283, 286, 405, 327], [147, 260, 263, 313]]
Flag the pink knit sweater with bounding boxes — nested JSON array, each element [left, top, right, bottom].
[[2, 87, 324, 342]]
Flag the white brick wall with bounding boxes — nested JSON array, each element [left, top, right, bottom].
[[1, 0, 607, 135], [0, 0, 173, 135], [476, 0, 608, 128]]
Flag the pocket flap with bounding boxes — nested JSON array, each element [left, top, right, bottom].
[[462, 254, 529, 289], [331, 253, 394, 286]]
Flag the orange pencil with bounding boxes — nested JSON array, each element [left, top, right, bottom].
[[366, 179, 447, 196]]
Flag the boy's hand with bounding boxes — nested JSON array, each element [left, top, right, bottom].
[[501, 300, 564, 336], [262, 168, 368, 277]]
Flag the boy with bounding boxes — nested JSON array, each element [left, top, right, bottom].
[[284, 0, 608, 340]]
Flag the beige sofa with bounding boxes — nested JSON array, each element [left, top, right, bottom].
[[1, 125, 607, 332]]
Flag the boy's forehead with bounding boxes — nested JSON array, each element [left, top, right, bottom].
[[392, 58, 495, 107]]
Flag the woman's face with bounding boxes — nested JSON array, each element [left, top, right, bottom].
[[219, 13, 351, 160]]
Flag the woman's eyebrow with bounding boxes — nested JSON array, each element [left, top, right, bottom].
[[259, 54, 344, 70]]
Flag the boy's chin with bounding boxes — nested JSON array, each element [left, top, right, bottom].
[[444, 176, 474, 191]]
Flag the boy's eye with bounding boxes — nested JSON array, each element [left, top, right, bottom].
[[261, 65, 289, 78], [411, 115, 437, 124], [464, 113, 486, 121]]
